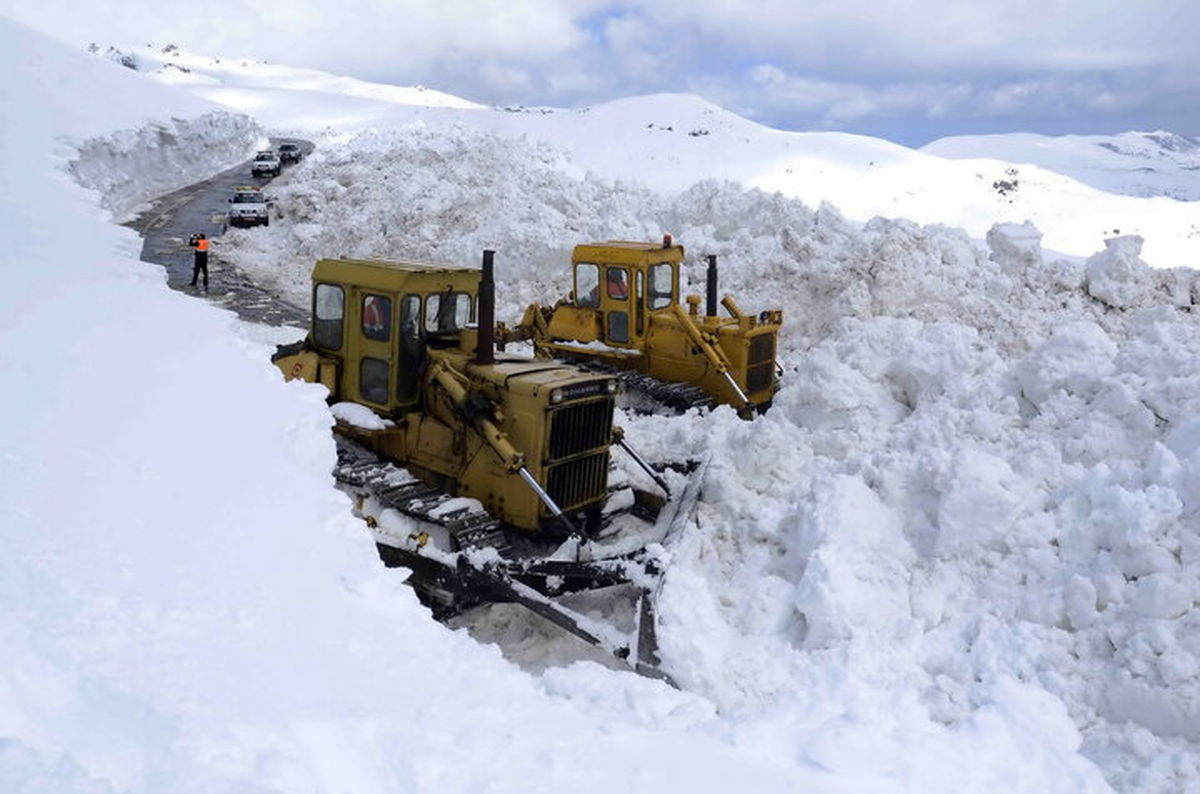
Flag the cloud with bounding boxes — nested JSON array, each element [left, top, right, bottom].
[[3, 0, 1196, 142]]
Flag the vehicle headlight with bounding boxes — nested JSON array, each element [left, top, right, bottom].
[[549, 388, 563, 405], [605, 379, 619, 394]]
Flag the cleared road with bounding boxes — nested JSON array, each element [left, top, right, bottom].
[[125, 137, 312, 327]]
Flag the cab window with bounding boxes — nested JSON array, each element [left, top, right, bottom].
[[360, 357, 390, 405], [362, 294, 392, 342], [397, 295, 423, 403], [648, 264, 673, 309], [608, 312, 629, 343], [576, 263, 599, 308], [606, 266, 629, 300], [425, 292, 472, 333], [635, 271, 645, 336], [313, 283, 344, 350], [399, 294, 421, 340]]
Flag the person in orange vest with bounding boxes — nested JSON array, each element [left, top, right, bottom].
[[189, 233, 210, 289]]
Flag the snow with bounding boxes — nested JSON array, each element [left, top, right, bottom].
[[923, 131, 1200, 201], [331, 401, 392, 430], [0, 17, 834, 794], [112, 43, 1200, 269], [5, 14, 1200, 794], [0, 30, 261, 223], [69, 112, 262, 221], [216, 122, 1199, 790]]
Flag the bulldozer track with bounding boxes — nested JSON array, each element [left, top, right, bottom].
[[577, 363, 714, 413], [329, 434, 698, 686], [333, 437, 508, 552]]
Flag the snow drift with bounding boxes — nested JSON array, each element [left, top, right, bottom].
[[69, 111, 262, 220]]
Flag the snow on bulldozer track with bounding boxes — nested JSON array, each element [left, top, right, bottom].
[[217, 122, 1200, 793]]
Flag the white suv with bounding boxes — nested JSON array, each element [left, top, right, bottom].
[[228, 186, 270, 227], [251, 150, 281, 177]]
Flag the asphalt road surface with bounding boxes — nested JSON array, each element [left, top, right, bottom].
[[125, 137, 313, 327]]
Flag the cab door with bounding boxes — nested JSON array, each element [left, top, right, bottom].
[[353, 289, 397, 410], [601, 264, 633, 347]]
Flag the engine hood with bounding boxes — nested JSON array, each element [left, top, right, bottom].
[[471, 358, 614, 402]]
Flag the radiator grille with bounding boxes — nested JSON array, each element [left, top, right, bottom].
[[745, 332, 777, 395], [749, 332, 776, 367], [747, 362, 774, 394], [548, 398, 614, 461], [547, 452, 610, 511]]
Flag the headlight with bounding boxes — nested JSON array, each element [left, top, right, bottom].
[[549, 388, 563, 405], [605, 379, 619, 394]]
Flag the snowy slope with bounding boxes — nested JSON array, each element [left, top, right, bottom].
[[923, 131, 1200, 201], [112, 43, 1200, 269], [3, 40, 262, 221]]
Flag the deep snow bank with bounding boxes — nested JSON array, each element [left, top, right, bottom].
[[69, 111, 262, 220], [218, 125, 1199, 792], [0, 16, 261, 225]]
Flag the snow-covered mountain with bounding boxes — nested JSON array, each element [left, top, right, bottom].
[[4, 17, 1200, 794], [112, 42, 1200, 269], [923, 131, 1200, 201]]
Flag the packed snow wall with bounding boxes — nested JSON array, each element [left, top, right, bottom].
[[67, 110, 262, 220]]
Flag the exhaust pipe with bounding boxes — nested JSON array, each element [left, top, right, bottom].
[[476, 249, 496, 365], [705, 254, 718, 318]]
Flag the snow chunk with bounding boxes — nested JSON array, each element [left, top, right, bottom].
[[1085, 235, 1150, 308], [1065, 574, 1099, 630], [987, 221, 1043, 274], [1131, 574, 1193, 620], [330, 401, 392, 430], [69, 111, 261, 221], [1015, 321, 1117, 405], [792, 475, 915, 648], [933, 447, 1026, 557]]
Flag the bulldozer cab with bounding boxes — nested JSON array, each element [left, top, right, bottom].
[[310, 258, 479, 412], [571, 240, 682, 348]]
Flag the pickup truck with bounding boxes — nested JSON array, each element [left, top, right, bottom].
[[228, 186, 270, 227], [278, 142, 302, 164], [251, 150, 281, 177]]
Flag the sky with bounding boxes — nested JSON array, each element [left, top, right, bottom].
[[3, 0, 1198, 146]]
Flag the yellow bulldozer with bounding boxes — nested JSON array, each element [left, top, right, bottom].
[[272, 250, 701, 682], [499, 237, 782, 415]]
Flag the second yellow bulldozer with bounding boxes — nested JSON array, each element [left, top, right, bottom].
[[499, 237, 782, 415]]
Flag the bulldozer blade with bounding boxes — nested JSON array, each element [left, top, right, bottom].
[[655, 454, 710, 547], [628, 455, 709, 686], [633, 590, 676, 686], [347, 440, 709, 685]]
